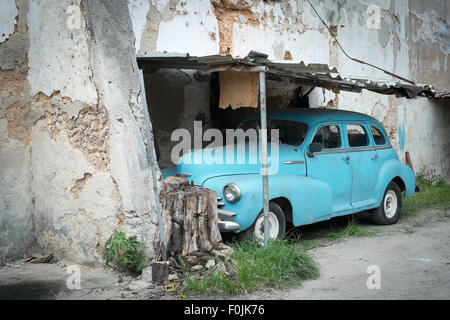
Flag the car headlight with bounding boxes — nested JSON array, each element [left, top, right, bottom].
[[223, 183, 241, 203]]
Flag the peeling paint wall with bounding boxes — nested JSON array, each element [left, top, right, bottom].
[[1, 0, 158, 264], [130, 0, 449, 179], [28, 0, 98, 106]]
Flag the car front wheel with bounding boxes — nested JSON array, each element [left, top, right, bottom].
[[371, 181, 402, 225], [240, 202, 286, 242]]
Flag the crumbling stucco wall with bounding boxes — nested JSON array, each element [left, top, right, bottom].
[[0, 0, 35, 261], [130, 0, 449, 178], [1, 0, 158, 264]]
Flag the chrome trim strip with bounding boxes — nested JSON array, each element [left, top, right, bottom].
[[217, 196, 222, 201], [312, 146, 392, 156], [283, 160, 305, 165], [217, 202, 225, 207], [218, 209, 237, 217]]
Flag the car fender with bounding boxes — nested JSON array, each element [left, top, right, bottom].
[[374, 159, 416, 205], [203, 174, 332, 231]]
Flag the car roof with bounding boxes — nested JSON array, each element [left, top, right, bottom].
[[243, 108, 383, 127]]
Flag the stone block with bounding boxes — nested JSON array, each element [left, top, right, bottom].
[[152, 261, 169, 284]]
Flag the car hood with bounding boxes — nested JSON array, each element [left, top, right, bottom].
[[175, 141, 302, 185]]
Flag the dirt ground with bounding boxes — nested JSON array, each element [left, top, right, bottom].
[[0, 207, 449, 300], [243, 208, 450, 300]]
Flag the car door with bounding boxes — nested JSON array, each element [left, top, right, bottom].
[[345, 123, 380, 208], [306, 123, 353, 217]]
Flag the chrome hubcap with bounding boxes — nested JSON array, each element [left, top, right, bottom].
[[254, 212, 279, 242], [384, 190, 398, 219]]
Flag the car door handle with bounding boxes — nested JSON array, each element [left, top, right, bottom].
[[371, 155, 378, 160], [342, 156, 350, 164]]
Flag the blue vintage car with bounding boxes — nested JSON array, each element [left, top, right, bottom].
[[171, 108, 417, 241]]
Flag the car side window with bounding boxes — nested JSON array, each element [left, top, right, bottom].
[[370, 126, 386, 145], [312, 125, 341, 149], [347, 124, 368, 147]]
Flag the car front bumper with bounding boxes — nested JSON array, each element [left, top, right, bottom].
[[218, 219, 241, 232]]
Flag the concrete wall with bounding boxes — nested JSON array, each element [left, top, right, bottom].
[[130, 0, 449, 179], [0, 0, 158, 264], [1, 0, 35, 261]]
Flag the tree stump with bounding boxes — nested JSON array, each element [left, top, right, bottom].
[[154, 176, 225, 261]]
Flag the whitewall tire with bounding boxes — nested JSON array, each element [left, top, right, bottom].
[[241, 202, 286, 242], [372, 182, 402, 225]]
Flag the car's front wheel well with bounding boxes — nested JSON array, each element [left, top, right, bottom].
[[271, 197, 293, 225], [392, 176, 406, 193]]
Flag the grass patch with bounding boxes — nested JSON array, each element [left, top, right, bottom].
[[183, 239, 319, 295], [402, 175, 450, 217], [184, 270, 239, 295], [103, 230, 150, 274], [326, 216, 377, 240]]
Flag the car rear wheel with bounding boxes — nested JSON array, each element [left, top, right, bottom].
[[372, 182, 402, 225], [240, 202, 286, 242]]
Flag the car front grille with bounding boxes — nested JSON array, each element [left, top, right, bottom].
[[217, 196, 236, 222], [217, 196, 225, 208]]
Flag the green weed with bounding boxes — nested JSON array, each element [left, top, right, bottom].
[[103, 230, 150, 274]]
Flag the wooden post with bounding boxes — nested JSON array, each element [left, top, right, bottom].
[[259, 71, 270, 247]]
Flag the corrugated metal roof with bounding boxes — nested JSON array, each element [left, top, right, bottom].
[[136, 52, 448, 100]]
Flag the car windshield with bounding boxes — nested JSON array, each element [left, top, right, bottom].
[[239, 118, 308, 146]]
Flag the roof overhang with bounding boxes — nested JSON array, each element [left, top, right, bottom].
[[137, 51, 448, 100]]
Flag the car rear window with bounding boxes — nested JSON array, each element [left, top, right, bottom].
[[370, 126, 386, 145]]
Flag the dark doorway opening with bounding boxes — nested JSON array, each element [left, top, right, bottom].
[[141, 68, 313, 171]]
